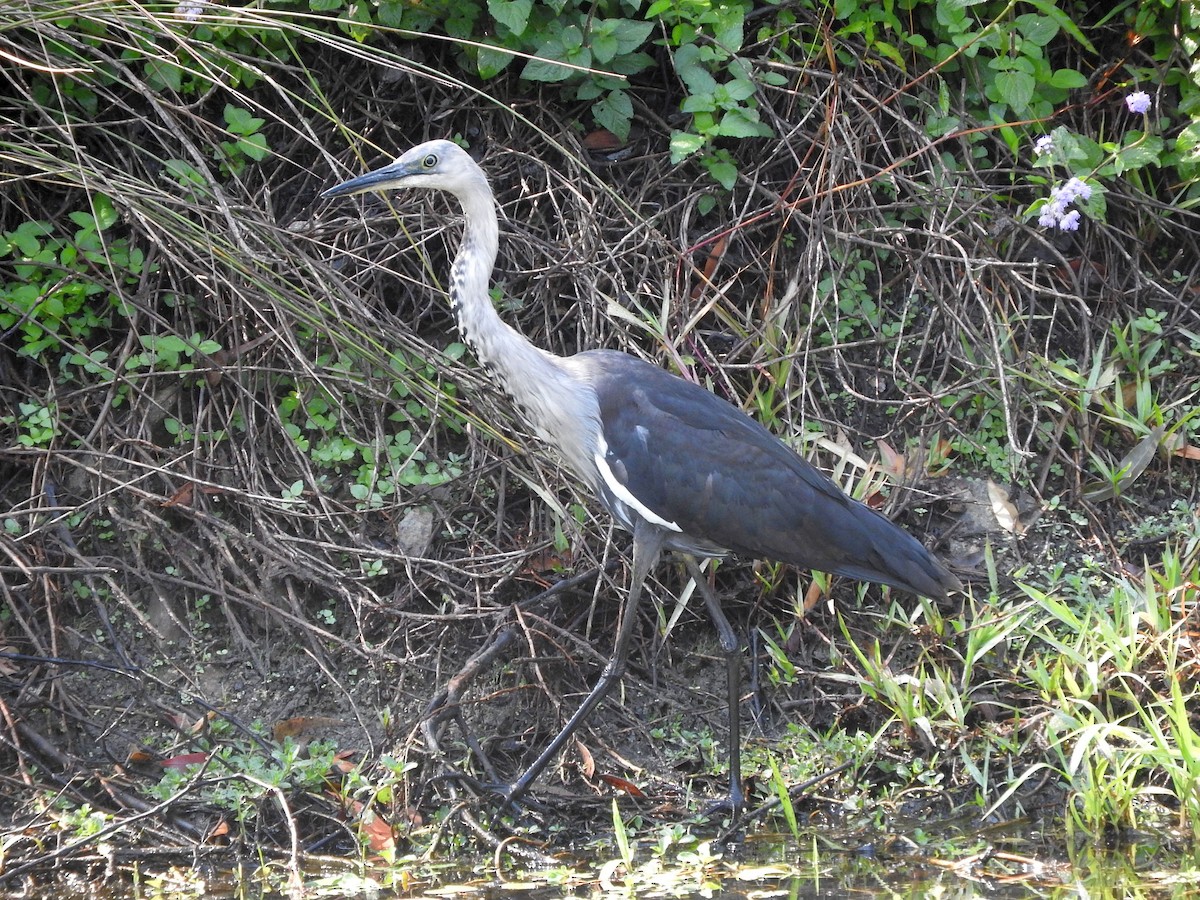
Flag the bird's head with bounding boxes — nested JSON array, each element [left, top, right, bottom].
[[321, 139, 486, 201]]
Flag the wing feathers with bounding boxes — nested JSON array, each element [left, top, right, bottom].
[[578, 350, 958, 598]]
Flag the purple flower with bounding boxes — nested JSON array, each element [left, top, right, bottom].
[[1058, 210, 1081, 232], [1125, 91, 1152, 114], [1038, 179, 1091, 231], [1061, 177, 1092, 203], [1034, 135, 1054, 155]]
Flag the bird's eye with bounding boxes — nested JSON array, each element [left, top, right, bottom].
[[422, 154, 438, 169]]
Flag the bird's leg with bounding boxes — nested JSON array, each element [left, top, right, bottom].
[[681, 555, 744, 818], [502, 518, 666, 808]]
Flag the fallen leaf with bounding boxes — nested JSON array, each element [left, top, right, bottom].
[[801, 579, 825, 614], [206, 819, 230, 841], [272, 715, 341, 742], [0, 648, 19, 676], [598, 774, 645, 797], [345, 798, 395, 853], [576, 739, 595, 779], [161, 482, 194, 508], [583, 129, 624, 152], [160, 752, 209, 769], [1171, 441, 1200, 460], [987, 480, 1025, 535]]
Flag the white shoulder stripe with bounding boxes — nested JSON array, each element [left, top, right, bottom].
[[594, 435, 682, 533]]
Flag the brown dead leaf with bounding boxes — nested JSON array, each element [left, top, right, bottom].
[[598, 774, 645, 797], [162, 482, 194, 508], [987, 480, 1025, 535], [206, 819, 230, 842], [161, 751, 210, 769], [582, 129, 624, 152], [1171, 439, 1200, 460], [344, 798, 396, 854], [875, 439, 906, 478], [518, 549, 574, 577], [576, 739, 595, 779], [801, 578, 825, 614], [166, 711, 214, 735], [272, 715, 341, 742], [330, 750, 357, 775]]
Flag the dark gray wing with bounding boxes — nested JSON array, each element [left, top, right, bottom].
[[577, 350, 957, 598]]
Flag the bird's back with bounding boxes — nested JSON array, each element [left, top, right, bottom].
[[573, 350, 959, 599]]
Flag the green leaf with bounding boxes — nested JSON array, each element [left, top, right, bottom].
[[522, 48, 573, 82], [376, 1, 407, 28], [1077, 181, 1107, 221], [722, 77, 756, 103], [143, 58, 183, 92], [606, 51, 653, 76], [165, 159, 206, 188], [560, 23, 583, 50], [994, 70, 1034, 113], [609, 19, 653, 55], [710, 9, 745, 52], [716, 107, 771, 139], [1048, 68, 1087, 89], [488, 0, 531, 35], [1014, 13, 1057, 46], [237, 133, 269, 161], [476, 44, 516, 78], [10, 221, 51, 257], [873, 40, 907, 69], [91, 194, 117, 230], [591, 28, 619, 64], [669, 131, 704, 164], [1175, 122, 1200, 155], [1113, 135, 1164, 174], [592, 89, 633, 141], [1020, 0, 1096, 53], [702, 154, 738, 190], [674, 43, 717, 95], [224, 104, 264, 136]]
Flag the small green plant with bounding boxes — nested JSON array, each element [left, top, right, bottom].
[[654, 0, 772, 188], [3, 402, 58, 448], [0, 195, 146, 364], [277, 351, 465, 510], [218, 104, 271, 177]]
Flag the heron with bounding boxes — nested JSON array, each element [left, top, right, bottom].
[[322, 139, 961, 816]]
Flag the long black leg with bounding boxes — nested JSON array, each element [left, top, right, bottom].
[[682, 555, 743, 817], [503, 518, 666, 807]]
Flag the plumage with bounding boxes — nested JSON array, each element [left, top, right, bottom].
[[576, 351, 959, 598], [323, 139, 960, 817]]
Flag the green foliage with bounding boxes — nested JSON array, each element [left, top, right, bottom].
[[148, 734, 342, 825], [277, 349, 465, 509], [0, 195, 144, 363], [3, 402, 59, 449], [651, 0, 771, 187], [1015, 539, 1200, 839]]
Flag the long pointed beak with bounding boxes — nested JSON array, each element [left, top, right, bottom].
[[321, 160, 409, 199]]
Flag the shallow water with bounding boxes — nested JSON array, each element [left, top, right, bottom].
[[7, 832, 1200, 900]]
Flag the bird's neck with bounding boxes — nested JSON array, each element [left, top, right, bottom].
[[448, 185, 599, 473]]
